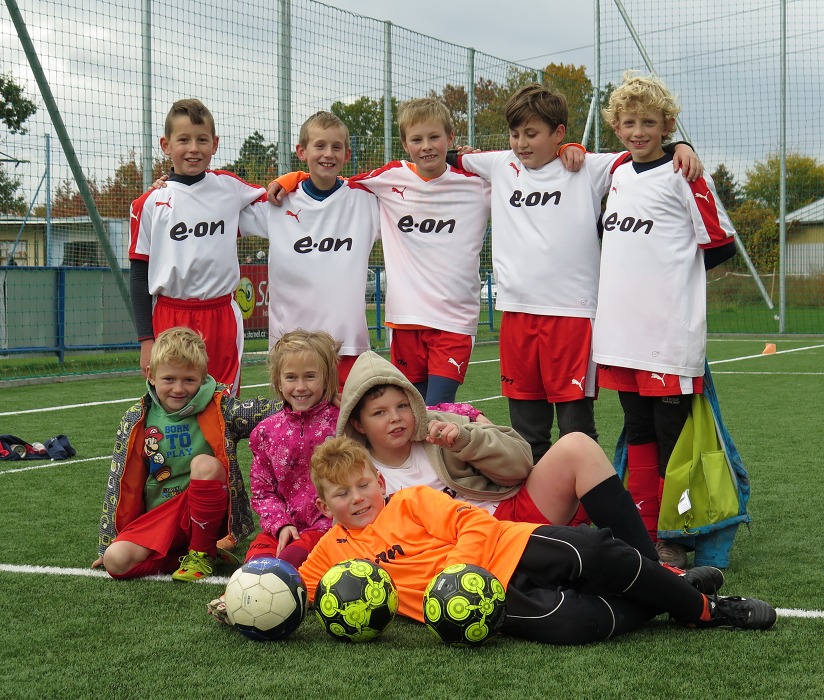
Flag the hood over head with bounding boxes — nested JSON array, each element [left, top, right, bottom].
[[336, 351, 429, 444]]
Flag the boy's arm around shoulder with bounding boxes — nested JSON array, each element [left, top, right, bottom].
[[429, 411, 532, 487]]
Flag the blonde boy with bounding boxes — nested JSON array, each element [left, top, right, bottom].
[[130, 99, 267, 395], [593, 72, 736, 566], [93, 327, 279, 580], [239, 111, 379, 387], [298, 436, 776, 643], [270, 98, 491, 404]]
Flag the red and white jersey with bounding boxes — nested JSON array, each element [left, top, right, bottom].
[[592, 158, 735, 376], [459, 150, 622, 318], [349, 161, 491, 336], [129, 170, 266, 299], [239, 182, 380, 355]]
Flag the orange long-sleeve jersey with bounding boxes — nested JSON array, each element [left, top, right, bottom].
[[299, 486, 537, 623]]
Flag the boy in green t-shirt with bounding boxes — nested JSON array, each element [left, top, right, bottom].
[[92, 327, 279, 581]]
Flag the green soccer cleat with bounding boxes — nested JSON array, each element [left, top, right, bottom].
[[172, 550, 215, 582]]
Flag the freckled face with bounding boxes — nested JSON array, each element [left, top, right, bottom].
[[316, 465, 386, 530]]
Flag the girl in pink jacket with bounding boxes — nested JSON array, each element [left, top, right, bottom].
[[245, 330, 340, 568]]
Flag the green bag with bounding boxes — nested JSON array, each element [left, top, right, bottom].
[[659, 393, 740, 534]]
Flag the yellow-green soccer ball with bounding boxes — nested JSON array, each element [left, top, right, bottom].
[[315, 559, 398, 642], [423, 564, 506, 646]]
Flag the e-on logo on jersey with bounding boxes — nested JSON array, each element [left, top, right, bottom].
[[601, 212, 653, 235], [397, 215, 456, 234], [509, 190, 561, 208], [169, 220, 225, 241], [293, 236, 354, 254]]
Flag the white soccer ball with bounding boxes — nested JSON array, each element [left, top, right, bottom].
[[224, 557, 307, 641]]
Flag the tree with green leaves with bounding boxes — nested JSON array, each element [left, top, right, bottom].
[[0, 166, 25, 214], [221, 131, 277, 187], [1, 73, 36, 134], [728, 200, 779, 273], [743, 153, 824, 214], [331, 96, 399, 172], [711, 163, 742, 211], [0, 73, 37, 214]]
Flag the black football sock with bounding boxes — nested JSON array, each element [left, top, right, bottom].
[[580, 474, 659, 561]]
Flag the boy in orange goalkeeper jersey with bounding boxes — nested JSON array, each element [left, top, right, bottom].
[[299, 437, 776, 644]]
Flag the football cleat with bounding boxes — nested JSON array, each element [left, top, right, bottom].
[[702, 596, 777, 630]]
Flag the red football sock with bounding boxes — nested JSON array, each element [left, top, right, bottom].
[[187, 478, 229, 556], [627, 442, 661, 541]]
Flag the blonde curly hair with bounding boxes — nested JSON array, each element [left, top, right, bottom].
[[603, 71, 680, 140]]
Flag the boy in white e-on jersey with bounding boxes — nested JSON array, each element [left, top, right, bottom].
[[238, 111, 380, 388], [130, 99, 267, 395], [593, 72, 736, 567]]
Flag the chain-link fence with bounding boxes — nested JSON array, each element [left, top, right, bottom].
[[1, 0, 820, 379]]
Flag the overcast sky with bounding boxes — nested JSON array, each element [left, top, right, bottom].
[[321, 0, 595, 71], [2, 0, 821, 199]]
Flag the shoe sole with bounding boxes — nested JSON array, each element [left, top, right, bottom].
[[216, 547, 241, 566]]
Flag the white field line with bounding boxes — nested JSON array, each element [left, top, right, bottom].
[[0, 563, 818, 619], [3, 346, 823, 476], [0, 455, 108, 476], [708, 343, 824, 365], [0, 563, 228, 585]]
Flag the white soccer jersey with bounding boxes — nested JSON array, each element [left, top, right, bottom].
[[349, 161, 491, 336], [373, 443, 499, 514], [460, 150, 622, 317], [239, 182, 380, 355], [129, 171, 266, 299], [592, 159, 735, 376]]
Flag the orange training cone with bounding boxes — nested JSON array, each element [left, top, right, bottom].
[[762, 342, 777, 355]]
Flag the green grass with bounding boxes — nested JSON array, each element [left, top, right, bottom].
[[1, 339, 823, 699]]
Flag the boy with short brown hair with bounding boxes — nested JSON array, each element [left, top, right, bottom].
[[238, 111, 379, 388], [130, 99, 267, 395], [299, 435, 776, 644]]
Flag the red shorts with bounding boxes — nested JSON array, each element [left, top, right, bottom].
[[494, 486, 589, 527], [389, 328, 473, 384], [598, 365, 703, 397], [153, 294, 243, 395], [108, 490, 228, 578], [499, 313, 596, 401], [337, 355, 358, 392], [244, 529, 325, 569]]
